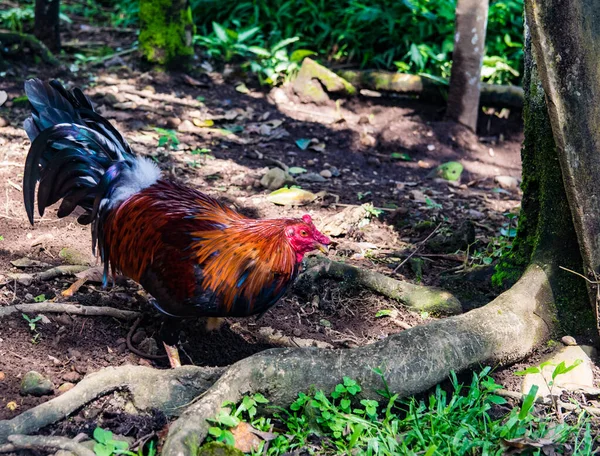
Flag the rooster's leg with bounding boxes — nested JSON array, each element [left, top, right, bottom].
[[160, 318, 183, 368]]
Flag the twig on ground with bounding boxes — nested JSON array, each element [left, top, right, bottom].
[[117, 87, 204, 108], [0, 434, 94, 456], [0, 302, 140, 320], [393, 223, 442, 273]]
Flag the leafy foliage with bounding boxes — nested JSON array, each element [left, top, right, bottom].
[[189, 0, 524, 85], [92, 427, 156, 456], [206, 368, 596, 455]]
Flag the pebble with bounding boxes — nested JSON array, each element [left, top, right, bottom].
[[561, 335, 577, 346], [58, 382, 75, 394], [62, 371, 82, 383], [292, 329, 302, 337], [166, 117, 182, 129], [367, 156, 380, 166], [20, 371, 54, 396], [320, 169, 332, 178], [358, 115, 370, 124], [67, 348, 82, 359], [0, 371, 5, 381], [0, 116, 9, 128]]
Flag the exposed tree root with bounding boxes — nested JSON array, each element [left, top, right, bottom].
[[0, 302, 140, 320], [0, 32, 60, 66], [0, 365, 224, 442], [0, 434, 94, 456], [162, 265, 554, 455], [297, 256, 462, 315]]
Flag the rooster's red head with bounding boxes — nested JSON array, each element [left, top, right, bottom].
[[285, 214, 331, 260]]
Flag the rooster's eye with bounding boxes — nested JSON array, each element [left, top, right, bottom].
[[300, 230, 308, 237]]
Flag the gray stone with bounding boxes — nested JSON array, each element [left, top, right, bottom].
[[260, 168, 295, 190]]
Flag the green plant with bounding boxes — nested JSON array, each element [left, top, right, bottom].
[[92, 427, 156, 456], [515, 359, 584, 411], [470, 212, 518, 266], [154, 128, 180, 149], [190, 0, 524, 85], [195, 21, 262, 62], [22, 313, 42, 344], [205, 367, 597, 455], [0, 7, 34, 32], [33, 294, 46, 302], [246, 38, 315, 85]]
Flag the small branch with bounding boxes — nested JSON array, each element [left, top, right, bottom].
[[36, 265, 88, 281], [85, 46, 138, 68], [0, 435, 94, 456], [0, 302, 140, 320], [393, 223, 442, 273], [117, 87, 205, 109]]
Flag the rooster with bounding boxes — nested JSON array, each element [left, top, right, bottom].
[[22, 79, 330, 367]]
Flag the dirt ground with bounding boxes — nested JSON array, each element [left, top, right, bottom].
[[2, 20, 588, 448]]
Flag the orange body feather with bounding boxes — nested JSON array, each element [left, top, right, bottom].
[[102, 180, 300, 318]]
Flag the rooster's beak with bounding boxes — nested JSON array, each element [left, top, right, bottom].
[[316, 243, 329, 254]]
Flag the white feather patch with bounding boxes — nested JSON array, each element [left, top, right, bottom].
[[109, 156, 161, 208]]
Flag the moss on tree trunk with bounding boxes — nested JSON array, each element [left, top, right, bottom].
[[492, 29, 594, 337], [139, 0, 194, 67]]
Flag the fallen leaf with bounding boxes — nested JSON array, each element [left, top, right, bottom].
[[231, 422, 262, 453], [235, 83, 250, 94], [0, 372, 5, 381], [267, 187, 318, 206], [309, 142, 326, 153], [288, 167, 307, 176], [192, 118, 214, 127], [295, 138, 311, 150], [417, 160, 431, 169], [391, 152, 411, 161], [181, 74, 205, 87], [6, 401, 17, 411], [434, 161, 464, 181]]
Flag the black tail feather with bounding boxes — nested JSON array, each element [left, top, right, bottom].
[[22, 78, 135, 225]]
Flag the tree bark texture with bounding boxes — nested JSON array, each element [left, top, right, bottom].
[[492, 18, 595, 338], [525, 0, 600, 334], [446, 0, 489, 131], [34, 0, 60, 52], [139, 0, 194, 67]]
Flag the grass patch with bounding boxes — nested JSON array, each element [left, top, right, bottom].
[[204, 367, 597, 455]]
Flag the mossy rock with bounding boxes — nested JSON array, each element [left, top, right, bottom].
[[293, 57, 356, 104]]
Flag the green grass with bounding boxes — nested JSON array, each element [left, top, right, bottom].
[[204, 367, 597, 455]]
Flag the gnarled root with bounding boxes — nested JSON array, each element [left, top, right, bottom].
[[162, 265, 555, 455], [0, 365, 224, 442], [297, 256, 463, 315]]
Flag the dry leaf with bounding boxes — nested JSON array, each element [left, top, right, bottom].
[[231, 422, 262, 453], [192, 118, 214, 127], [267, 187, 318, 206], [182, 74, 204, 87]]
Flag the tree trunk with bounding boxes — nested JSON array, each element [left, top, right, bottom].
[[526, 0, 600, 334], [34, 0, 60, 52], [139, 0, 194, 67], [446, 0, 489, 131]]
